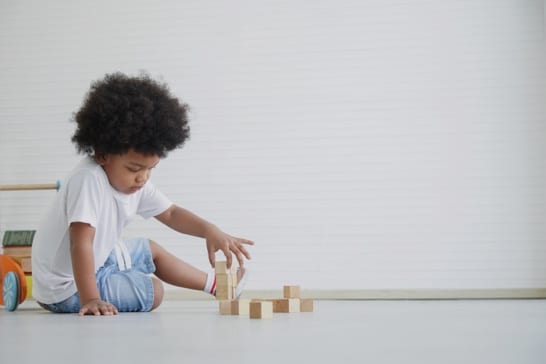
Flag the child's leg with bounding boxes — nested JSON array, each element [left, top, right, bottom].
[[149, 240, 208, 290], [149, 239, 248, 298]]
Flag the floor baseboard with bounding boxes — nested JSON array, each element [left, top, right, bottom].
[[164, 288, 546, 300]]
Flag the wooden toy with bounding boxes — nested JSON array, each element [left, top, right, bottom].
[[249, 301, 273, 319], [231, 269, 238, 287], [0, 182, 59, 312], [25, 275, 32, 298], [215, 272, 233, 300], [1, 246, 32, 257], [0, 182, 60, 191], [20, 257, 32, 274], [218, 299, 251, 315], [300, 298, 314, 312], [271, 298, 300, 313], [215, 261, 228, 274], [218, 300, 232, 315], [215, 261, 244, 300], [2, 230, 36, 246], [217, 282, 314, 318], [231, 299, 250, 315], [283, 285, 300, 298]]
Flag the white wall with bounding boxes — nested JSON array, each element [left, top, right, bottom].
[[1, 0, 545, 293]]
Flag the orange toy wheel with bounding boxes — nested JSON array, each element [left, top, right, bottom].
[[0, 255, 27, 307]]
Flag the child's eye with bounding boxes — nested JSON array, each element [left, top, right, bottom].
[[127, 168, 140, 173]]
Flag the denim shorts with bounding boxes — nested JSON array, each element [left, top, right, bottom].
[[38, 238, 156, 313]]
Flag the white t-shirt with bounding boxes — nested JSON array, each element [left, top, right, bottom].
[[31, 156, 172, 304]]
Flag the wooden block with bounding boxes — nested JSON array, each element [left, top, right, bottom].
[[215, 261, 228, 274], [215, 273, 233, 300], [216, 273, 232, 288], [283, 285, 300, 298], [2, 246, 32, 257], [25, 275, 32, 299], [300, 298, 314, 312], [216, 289, 233, 300], [216, 286, 233, 300], [231, 269, 238, 287], [2, 230, 35, 246], [271, 298, 300, 313], [219, 300, 233, 315], [20, 257, 32, 274], [250, 301, 273, 319], [231, 299, 250, 315]]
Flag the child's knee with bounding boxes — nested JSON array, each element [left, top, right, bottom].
[[151, 277, 164, 310], [148, 239, 157, 252], [148, 239, 165, 259]]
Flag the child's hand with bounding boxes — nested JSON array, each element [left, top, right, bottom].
[[79, 298, 119, 316], [205, 226, 254, 269]]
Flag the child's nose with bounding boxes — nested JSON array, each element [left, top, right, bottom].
[[136, 171, 149, 183]]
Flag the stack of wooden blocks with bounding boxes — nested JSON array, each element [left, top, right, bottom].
[[215, 261, 237, 300], [249, 286, 314, 319], [216, 261, 314, 319]]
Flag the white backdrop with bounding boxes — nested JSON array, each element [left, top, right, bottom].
[[1, 0, 545, 295]]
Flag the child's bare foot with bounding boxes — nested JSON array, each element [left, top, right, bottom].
[[234, 267, 248, 299]]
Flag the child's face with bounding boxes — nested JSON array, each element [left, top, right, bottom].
[[98, 150, 160, 194]]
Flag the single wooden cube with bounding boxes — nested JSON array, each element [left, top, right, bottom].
[[219, 300, 233, 315], [216, 287, 233, 300], [250, 301, 273, 319], [215, 261, 228, 274], [231, 299, 250, 315], [271, 298, 300, 313], [20, 257, 32, 274], [300, 298, 314, 312], [231, 269, 238, 287], [283, 285, 301, 298], [215, 273, 233, 300], [216, 273, 232, 289]]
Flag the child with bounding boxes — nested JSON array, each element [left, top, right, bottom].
[[31, 72, 253, 315]]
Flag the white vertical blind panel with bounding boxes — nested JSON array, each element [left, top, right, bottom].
[[0, 0, 545, 290]]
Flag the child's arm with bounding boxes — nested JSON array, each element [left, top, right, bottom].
[[155, 205, 254, 269], [69, 222, 119, 316]]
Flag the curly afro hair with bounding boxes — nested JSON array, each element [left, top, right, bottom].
[[71, 72, 190, 158]]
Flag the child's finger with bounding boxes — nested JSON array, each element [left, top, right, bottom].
[[208, 249, 216, 268], [222, 246, 233, 269], [235, 251, 245, 268], [238, 245, 251, 260], [100, 304, 117, 315], [239, 238, 254, 246], [231, 242, 251, 267]]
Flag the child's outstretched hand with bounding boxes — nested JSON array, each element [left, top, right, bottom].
[[79, 298, 119, 316], [205, 225, 254, 269]]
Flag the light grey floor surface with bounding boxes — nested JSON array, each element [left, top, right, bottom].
[[1, 299, 545, 364]]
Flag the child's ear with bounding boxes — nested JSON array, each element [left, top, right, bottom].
[[95, 153, 107, 165]]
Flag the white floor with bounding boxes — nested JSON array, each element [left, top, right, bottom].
[[1, 299, 545, 364]]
